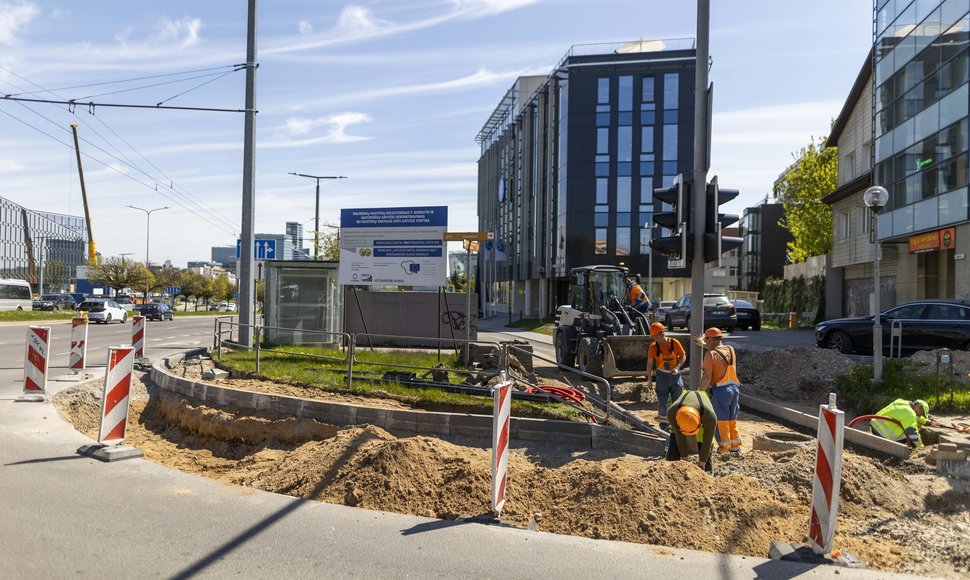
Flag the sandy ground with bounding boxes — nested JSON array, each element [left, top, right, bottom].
[[53, 348, 970, 578]]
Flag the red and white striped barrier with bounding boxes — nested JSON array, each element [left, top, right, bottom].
[[131, 315, 145, 358], [808, 393, 845, 555], [23, 326, 51, 396], [70, 316, 88, 370], [97, 346, 136, 445], [491, 378, 512, 516]]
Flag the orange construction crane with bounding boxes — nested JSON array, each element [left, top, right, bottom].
[[70, 124, 97, 263]]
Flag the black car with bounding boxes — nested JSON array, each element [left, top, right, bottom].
[[815, 300, 970, 355], [32, 293, 77, 311], [665, 294, 737, 332], [731, 300, 762, 331], [137, 302, 174, 321]]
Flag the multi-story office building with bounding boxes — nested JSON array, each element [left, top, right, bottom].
[[739, 200, 793, 291], [285, 221, 304, 259], [0, 196, 86, 293], [477, 40, 697, 317], [211, 246, 237, 269], [871, 0, 969, 300]]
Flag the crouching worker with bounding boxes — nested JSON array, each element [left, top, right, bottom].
[[870, 399, 931, 449], [665, 390, 717, 473]]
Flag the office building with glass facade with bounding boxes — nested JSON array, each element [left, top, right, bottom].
[[873, 0, 970, 300], [0, 195, 86, 294], [476, 40, 697, 317]]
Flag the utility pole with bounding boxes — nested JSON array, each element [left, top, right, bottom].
[[239, 0, 257, 347], [689, 0, 712, 390]]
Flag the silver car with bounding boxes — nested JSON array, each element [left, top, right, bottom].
[[78, 299, 128, 324]]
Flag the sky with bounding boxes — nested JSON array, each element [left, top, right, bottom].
[[0, 0, 874, 268]]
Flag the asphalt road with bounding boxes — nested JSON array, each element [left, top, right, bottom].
[[0, 315, 912, 579]]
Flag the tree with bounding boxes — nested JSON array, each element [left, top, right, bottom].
[[89, 257, 154, 295], [775, 136, 838, 263], [319, 225, 340, 261]]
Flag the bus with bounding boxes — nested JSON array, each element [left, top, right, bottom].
[[0, 279, 33, 311]]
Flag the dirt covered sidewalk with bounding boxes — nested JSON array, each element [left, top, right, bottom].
[[53, 364, 970, 579]]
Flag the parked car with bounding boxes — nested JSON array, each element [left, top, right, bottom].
[[137, 302, 174, 321], [731, 299, 762, 331], [653, 300, 676, 321], [664, 294, 737, 332], [32, 293, 77, 312], [77, 299, 128, 324], [223, 302, 237, 312], [815, 299, 970, 355]]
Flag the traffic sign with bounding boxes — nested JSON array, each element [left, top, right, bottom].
[[443, 231, 493, 242], [165, 286, 181, 295], [236, 239, 278, 259]]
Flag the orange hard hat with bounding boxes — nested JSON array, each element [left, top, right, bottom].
[[703, 327, 724, 339], [649, 322, 665, 337], [675, 406, 701, 436]]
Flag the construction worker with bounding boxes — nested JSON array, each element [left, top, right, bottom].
[[870, 399, 931, 449], [646, 322, 685, 420], [698, 327, 742, 457], [626, 277, 651, 315], [665, 389, 717, 473]]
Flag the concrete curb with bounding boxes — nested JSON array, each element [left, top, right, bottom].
[[150, 353, 667, 458]]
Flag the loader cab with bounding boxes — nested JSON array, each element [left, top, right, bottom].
[[569, 266, 628, 313]]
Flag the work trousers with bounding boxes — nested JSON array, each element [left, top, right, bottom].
[[709, 382, 741, 453], [654, 371, 684, 416]]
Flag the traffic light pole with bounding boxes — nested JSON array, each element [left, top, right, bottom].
[[689, 0, 711, 390]]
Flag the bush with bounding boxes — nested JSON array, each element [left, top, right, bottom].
[[835, 358, 970, 414]]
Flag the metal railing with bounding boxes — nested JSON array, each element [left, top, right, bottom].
[[505, 343, 613, 423]]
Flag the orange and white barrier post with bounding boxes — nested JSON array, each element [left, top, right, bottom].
[[70, 316, 88, 370], [97, 346, 136, 445], [491, 377, 512, 517], [23, 326, 51, 397], [131, 315, 145, 358], [808, 393, 845, 554]]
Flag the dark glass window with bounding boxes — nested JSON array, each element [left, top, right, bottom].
[[663, 73, 679, 108], [597, 77, 609, 104], [596, 178, 608, 204], [642, 76, 655, 102], [619, 76, 633, 112]]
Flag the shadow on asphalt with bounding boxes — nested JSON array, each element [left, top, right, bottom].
[[400, 518, 466, 536], [5, 454, 87, 466]]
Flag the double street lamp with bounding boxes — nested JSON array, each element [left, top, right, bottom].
[[127, 205, 170, 266], [289, 173, 347, 259], [863, 185, 889, 381]]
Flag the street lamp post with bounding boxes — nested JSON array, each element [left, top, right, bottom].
[[127, 205, 170, 266], [289, 173, 347, 259], [863, 186, 889, 381], [644, 222, 656, 305]]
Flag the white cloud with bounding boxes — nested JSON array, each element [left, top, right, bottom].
[[334, 5, 388, 34], [297, 20, 313, 35], [279, 111, 372, 144], [0, 2, 39, 46], [154, 17, 202, 49], [450, 0, 541, 17]]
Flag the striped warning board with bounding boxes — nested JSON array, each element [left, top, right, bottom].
[[808, 396, 845, 555], [131, 315, 145, 358], [491, 379, 512, 516], [97, 346, 136, 445], [23, 326, 51, 395], [70, 316, 88, 370]]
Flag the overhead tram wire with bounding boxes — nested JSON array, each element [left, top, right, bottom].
[[0, 66, 242, 233], [0, 64, 244, 98]]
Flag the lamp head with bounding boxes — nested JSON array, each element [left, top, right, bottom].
[[863, 186, 889, 210]]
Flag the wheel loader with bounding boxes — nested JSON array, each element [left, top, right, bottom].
[[552, 265, 653, 378]]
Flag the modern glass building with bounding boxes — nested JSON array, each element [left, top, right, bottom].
[[476, 40, 697, 317], [0, 195, 86, 294], [873, 0, 970, 299]]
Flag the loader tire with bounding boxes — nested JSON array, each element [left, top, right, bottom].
[[555, 331, 575, 367], [577, 337, 603, 376]]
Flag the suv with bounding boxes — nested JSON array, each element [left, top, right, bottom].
[[32, 293, 77, 311], [115, 296, 136, 311], [664, 294, 737, 332]]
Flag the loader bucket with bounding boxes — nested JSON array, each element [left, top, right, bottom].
[[601, 335, 654, 378]]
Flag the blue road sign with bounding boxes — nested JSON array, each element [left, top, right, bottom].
[[236, 239, 278, 259], [165, 286, 181, 295]]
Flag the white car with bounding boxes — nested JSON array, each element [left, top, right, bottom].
[[78, 299, 128, 324], [222, 302, 237, 312]]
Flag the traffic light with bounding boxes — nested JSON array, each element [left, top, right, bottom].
[[650, 173, 691, 270], [703, 175, 743, 264]]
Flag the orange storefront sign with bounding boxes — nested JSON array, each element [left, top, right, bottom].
[[908, 227, 956, 253]]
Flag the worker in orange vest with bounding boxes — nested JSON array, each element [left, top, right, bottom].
[[646, 322, 685, 421], [626, 277, 651, 315], [699, 327, 742, 457]]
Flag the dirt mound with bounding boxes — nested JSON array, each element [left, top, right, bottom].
[[909, 349, 970, 382], [52, 369, 970, 577], [744, 347, 858, 400]]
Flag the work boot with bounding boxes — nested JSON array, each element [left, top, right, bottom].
[[730, 448, 742, 457]]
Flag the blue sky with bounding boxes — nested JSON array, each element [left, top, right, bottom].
[[0, 0, 873, 267]]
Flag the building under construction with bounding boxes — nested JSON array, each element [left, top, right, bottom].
[[0, 194, 87, 293]]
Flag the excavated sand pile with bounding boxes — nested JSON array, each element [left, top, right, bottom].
[[55, 371, 970, 578]]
